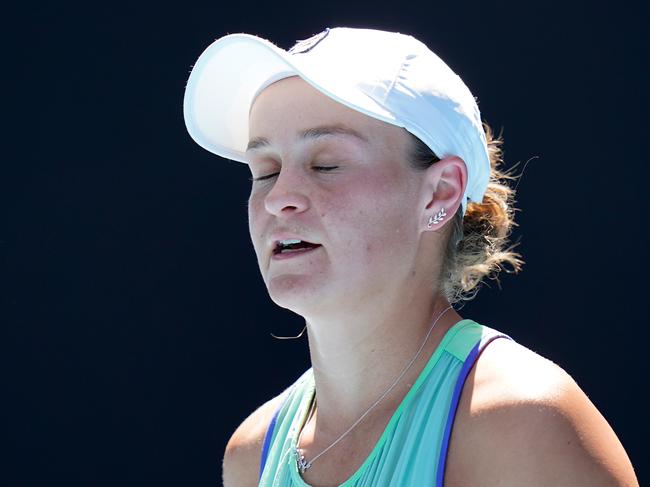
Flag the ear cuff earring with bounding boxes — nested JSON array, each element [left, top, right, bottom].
[[427, 208, 447, 228]]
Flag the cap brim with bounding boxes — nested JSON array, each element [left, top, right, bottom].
[[183, 32, 400, 163], [183, 34, 297, 163]]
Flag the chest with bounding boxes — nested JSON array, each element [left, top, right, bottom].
[[295, 409, 395, 486], [284, 388, 485, 487], [262, 326, 517, 486]]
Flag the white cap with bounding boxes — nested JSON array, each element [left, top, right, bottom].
[[183, 27, 490, 215]]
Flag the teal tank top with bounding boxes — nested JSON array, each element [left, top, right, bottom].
[[258, 319, 512, 486]]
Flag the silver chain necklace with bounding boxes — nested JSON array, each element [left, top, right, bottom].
[[293, 305, 453, 474]]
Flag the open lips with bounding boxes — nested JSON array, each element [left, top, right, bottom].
[[273, 239, 322, 255]]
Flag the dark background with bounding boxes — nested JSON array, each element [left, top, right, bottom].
[[4, 0, 647, 485]]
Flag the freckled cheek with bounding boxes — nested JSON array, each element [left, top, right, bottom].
[[331, 206, 385, 264], [353, 203, 411, 264]]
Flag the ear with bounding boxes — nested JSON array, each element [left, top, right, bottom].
[[419, 156, 467, 232]]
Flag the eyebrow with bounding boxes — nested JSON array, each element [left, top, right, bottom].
[[246, 124, 368, 152]]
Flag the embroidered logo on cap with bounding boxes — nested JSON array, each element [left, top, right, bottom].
[[288, 28, 330, 55]]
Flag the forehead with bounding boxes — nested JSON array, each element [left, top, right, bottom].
[[248, 76, 410, 151]]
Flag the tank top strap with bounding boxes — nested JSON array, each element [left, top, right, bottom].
[[435, 320, 513, 487], [442, 319, 512, 362], [259, 369, 314, 481], [260, 390, 291, 480]]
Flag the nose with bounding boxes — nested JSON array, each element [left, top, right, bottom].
[[263, 167, 310, 216]]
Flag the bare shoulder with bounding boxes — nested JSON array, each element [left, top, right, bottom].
[[446, 338, 639, 487], [222, 390, 288, 487]]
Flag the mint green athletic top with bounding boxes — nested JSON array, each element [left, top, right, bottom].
[[258, 319, 512, 486]]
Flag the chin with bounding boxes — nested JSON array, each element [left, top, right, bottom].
[[266, 274, 331, 316]]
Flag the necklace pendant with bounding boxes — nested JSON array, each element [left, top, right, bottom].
[[294, 447, 312, 473]]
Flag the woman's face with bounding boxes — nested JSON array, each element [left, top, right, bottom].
[[247, 76, 426, 316]]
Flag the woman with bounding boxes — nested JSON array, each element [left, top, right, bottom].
[[183, 27, 638, 486]]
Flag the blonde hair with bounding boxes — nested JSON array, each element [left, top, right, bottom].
[[409, 123, 524, 304]]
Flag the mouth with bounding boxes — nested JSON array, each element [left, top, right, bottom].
[[272, 238, 322, 258]]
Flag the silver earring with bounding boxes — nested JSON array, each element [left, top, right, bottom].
[[427, 208, 447, 228]]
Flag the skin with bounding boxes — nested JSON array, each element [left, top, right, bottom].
[[223, 76, 639, 486]]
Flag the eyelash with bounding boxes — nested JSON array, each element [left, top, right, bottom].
[[250, 166, 339, 182]]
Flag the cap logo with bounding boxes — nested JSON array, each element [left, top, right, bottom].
[[288, 28, 330, 55]]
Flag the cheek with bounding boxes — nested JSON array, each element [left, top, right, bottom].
[[247, 195, 267, 253], [364, 180, 420, 254], [328, 184, 415, 263]]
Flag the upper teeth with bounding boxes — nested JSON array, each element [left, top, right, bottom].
[[279, 239, 302, 246]]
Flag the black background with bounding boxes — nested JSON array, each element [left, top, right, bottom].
[[4, 0, 648, 485]]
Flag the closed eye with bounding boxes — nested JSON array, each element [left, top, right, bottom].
[[250, 166, 339, 182], [250, 172, 279, 182]]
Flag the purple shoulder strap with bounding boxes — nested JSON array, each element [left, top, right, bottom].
[[435, 330, 513, 487], [259, 390, 292, 481]]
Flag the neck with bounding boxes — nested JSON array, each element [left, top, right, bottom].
[[303, 291, 463, 432]]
